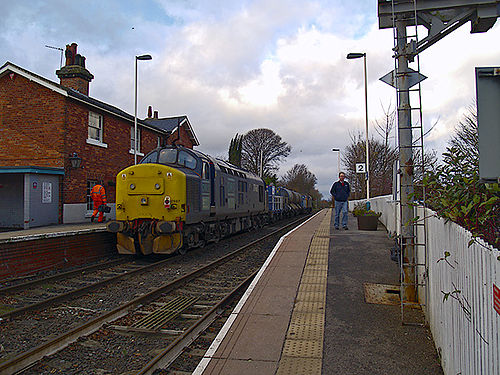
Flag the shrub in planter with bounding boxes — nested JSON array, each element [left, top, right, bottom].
[[353, 202, 382, 230]]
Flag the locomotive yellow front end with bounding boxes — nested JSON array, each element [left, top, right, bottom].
[[107, 164, 186, 255]]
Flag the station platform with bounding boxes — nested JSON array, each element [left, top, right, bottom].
[[0, 221, 106, 244], [0, 221, 114, 281], [194, 209, 443, 375]]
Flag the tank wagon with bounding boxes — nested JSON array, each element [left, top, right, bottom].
[[107, 145, 312, 255]]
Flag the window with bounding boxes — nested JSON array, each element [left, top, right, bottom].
[[202, 162, 210, 180], [86, 180, 100, 211], [159, 148, 177, 164], [220, 185, 225, 206], [130, 126, 141, 153], [178, 150, 197, 169], [140, 150, 158, 164], [238, 180, 246, 205], [88, 112, 103, 142], [259, 185, 264, 202]]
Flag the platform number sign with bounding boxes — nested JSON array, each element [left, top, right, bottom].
[[356, 163, 366, 173]]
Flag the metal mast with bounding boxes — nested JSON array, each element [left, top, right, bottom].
[[378, 0, 500, 324]]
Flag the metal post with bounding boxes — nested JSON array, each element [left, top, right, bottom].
[[347, 52, 370, 200], [332, 148, 341, 175], [134, 57, 138, 165], [259, 149, 263, 178], [396, 20, 416, 303], [134, 54, 152, 165], [363, 54, 370, 200]]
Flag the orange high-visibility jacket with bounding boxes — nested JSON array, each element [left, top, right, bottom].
[[90, 184, 107, 204]]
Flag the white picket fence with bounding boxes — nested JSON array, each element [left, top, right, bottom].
[[350, 196, 500, 375]]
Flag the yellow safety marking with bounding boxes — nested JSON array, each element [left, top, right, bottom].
[[282, 339, 323, 358], [277, 208, 331, 375], [295, 291, 325, 302], [298, 283, 326, 294], [290, 312, 324, 326], [277, 357, 322, 374]]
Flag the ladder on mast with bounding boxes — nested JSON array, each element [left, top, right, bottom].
[[391, 0, 429, 326]]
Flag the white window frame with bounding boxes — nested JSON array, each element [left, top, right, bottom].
[[86, 179, 99, 212], [129, 126, 144, 156], [87, 112, 107, 148], [88, 112, 103, 142]]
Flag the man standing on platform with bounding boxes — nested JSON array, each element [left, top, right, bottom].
[[330, 172, 350, 230], [90, 183, 107, 223]]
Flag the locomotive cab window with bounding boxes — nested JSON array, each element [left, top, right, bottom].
[[178, 150, 197, 169], [140, 150, 158, 164], [202, 162, 210, 180], [159, 148, 177, 164]]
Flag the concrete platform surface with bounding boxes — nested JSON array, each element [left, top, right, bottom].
[[323, 212, 443, 375], [194, 209, 443, 375], [0, 221, 106, 243]]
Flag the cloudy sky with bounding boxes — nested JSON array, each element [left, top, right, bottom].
[[1, 0, 499, 197]]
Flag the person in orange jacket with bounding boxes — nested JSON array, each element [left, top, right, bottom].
[[90, 184, 107, 223]]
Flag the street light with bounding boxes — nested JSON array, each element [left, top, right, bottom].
[[134, 54, 152, 164], [332, 148, 341, 176], [346, 52, 370, 200]]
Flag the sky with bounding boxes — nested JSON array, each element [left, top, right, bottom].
[[1, 0, 499, 198]]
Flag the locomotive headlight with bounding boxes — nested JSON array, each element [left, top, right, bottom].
[[130, 183, 136, 190], [155, 183, 160, 190], [140, 197, 148, 205]]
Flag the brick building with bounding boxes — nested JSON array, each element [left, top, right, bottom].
[[0, 43, 199, 229]]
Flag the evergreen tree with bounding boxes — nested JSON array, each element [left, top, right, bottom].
[[228, 133, 243, 167]]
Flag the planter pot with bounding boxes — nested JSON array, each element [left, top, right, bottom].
[[357, 215, 379, 231]]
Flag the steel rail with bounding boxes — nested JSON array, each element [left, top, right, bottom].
[[0, 215, 308, 375], [136, 272, 257, 374], [0, 258, 126, 295], [0, 256, 179, 320]]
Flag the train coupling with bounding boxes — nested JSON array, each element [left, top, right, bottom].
[[156, 221, 176, 234], [107, 221, 126, 233]]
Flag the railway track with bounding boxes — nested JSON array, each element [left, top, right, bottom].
[[0, 257, 176, 320], [0, 215, 309, 375]]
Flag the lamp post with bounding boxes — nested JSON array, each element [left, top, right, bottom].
[[134, 54, 152, 164], [346, 52, 369, 200], [332, 148, 341, 176]]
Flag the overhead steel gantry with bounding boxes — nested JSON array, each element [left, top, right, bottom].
[[377, 0, 499, 325], [379, 1, 500, 57]]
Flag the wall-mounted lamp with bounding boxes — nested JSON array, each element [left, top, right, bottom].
[[69, 152, 82, 169]]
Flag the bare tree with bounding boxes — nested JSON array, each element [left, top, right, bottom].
[[281, 164, 317, 194], [342, 131, 398, 199], [374, 102, 396, 150], [241, 128, 291, 177], [448, 103, 479, 170]]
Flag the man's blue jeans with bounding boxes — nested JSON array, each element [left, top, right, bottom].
[[334, 200, 348, 228]]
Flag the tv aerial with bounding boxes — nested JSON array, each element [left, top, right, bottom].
[[45, 45, 64, 68]]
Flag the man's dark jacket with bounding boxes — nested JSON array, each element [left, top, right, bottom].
[[330, 181, 350, 202]]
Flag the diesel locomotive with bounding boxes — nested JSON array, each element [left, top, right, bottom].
[[107, 145, 312, 255]]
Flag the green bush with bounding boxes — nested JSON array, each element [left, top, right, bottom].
[[423, 147, 499, 248], [352, 202, 382, 217]]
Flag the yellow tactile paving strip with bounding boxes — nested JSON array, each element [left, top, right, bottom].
[[276, 208, 331, 375]]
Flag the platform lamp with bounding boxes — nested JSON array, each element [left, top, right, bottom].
[[134, 54, 152, 164], [69, 152, 82, 169], [68, 152, 82, 178], [346, 52, 370, 201]]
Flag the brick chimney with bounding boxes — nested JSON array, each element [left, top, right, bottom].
[[56, 43, 94, 95]]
